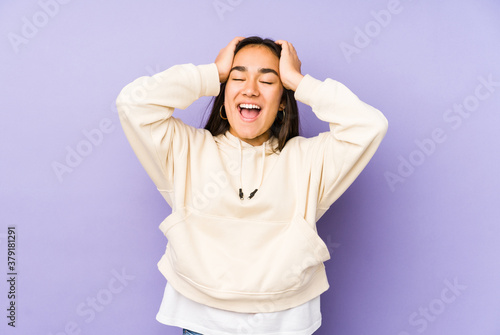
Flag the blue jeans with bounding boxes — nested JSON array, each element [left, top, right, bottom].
[[183, 329, 203, 335]]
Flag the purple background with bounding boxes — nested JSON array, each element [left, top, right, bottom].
[[1, 0, 500, 334]]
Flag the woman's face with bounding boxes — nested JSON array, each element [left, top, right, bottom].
[[224, 45, 285, 146]]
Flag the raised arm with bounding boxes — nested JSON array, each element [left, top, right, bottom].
[[275, 40, 388, 215], [116, 63, 220, 193], [296, 74, 388, 215]]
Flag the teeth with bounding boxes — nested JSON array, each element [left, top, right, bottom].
[[239, 103, 261, 110]]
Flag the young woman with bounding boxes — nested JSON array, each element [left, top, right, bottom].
[[116, 36, 388, 335]]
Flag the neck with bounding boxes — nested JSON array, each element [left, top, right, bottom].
[[229, 129, 270, 146]]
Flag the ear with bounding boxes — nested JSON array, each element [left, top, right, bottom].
[[279, 96, 286, 111]]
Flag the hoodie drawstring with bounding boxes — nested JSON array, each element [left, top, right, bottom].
[[238, 139, 266, 200]]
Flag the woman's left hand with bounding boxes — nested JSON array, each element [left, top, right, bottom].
[[275, 40, 304, 91]]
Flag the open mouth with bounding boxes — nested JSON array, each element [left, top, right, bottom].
[[238, 103, 261, 122]]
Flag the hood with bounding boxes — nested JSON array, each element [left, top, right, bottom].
[[214, 130, 280, 200]]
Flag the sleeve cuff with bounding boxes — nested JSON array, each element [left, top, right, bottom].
[[294, 74, 325, 107], [198, 63, 221, 97]]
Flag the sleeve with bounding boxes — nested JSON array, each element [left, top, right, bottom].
[[115, 63, 221, 193], [294, 74, 389, 212]]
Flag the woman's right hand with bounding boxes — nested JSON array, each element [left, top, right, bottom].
[[214, 36, 244, 83]]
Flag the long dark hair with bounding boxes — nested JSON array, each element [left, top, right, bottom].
[[203, 36, 300, 152]]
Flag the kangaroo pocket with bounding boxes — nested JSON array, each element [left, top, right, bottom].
[[159, 207, 331, 294]]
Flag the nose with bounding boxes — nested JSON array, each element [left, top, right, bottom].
[[242, 78, 259, 97]]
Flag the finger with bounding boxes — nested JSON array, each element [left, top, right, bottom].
[[223, 36, 244, 53], [231, 36, 245, 47], [279, 40, 295, 53], [275, 40, 289, 50], [276, 41, 292, 58]]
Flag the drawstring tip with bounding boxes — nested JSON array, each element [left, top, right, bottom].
[[239, 188, 244, 200], [248, 189, 258, 199]]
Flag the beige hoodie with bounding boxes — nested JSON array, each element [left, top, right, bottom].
[[116, 63, 388, 313]]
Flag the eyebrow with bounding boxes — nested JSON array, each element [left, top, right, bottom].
[[229, 66, 279, 77]]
